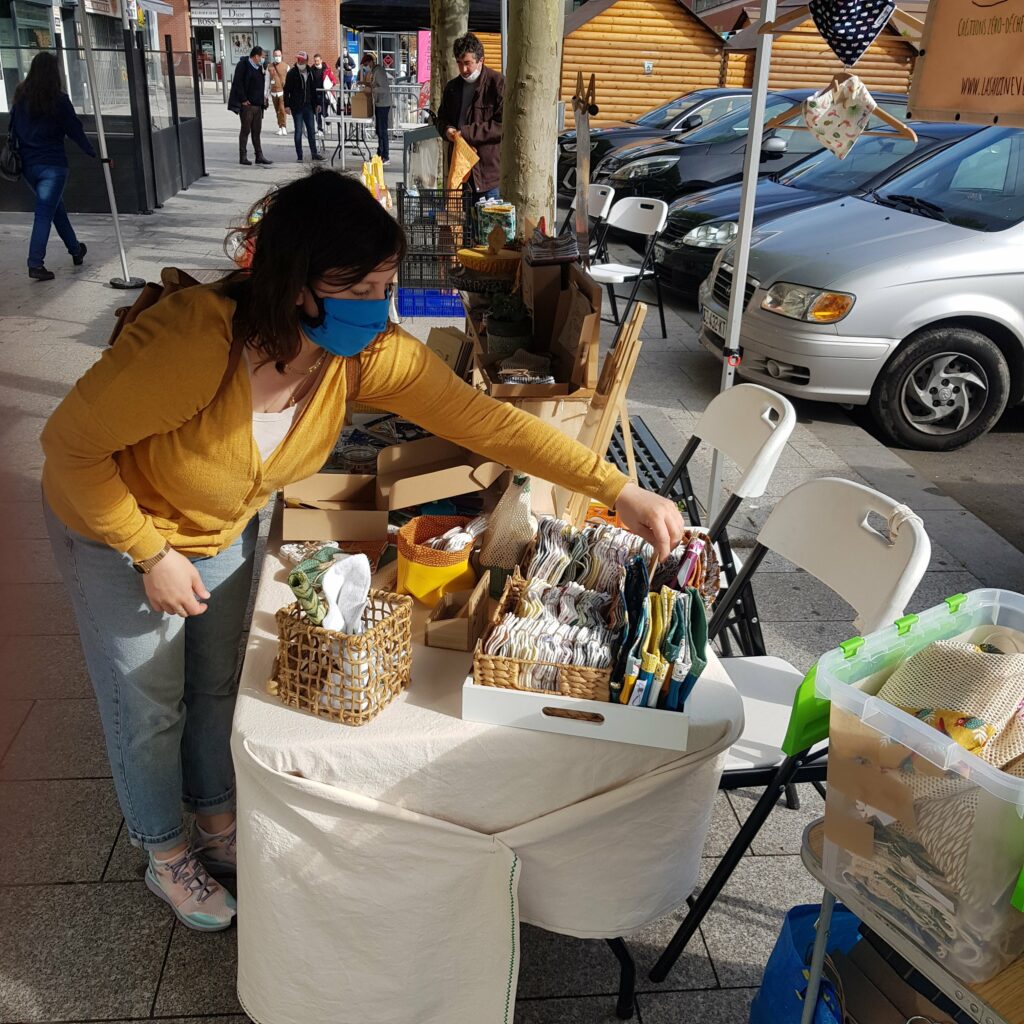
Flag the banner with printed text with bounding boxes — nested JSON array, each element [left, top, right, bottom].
[[909, 0, 1024, 126]]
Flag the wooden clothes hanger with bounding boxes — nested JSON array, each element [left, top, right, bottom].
[[763, 72, 918, 142], [757, 3, 811, 35]]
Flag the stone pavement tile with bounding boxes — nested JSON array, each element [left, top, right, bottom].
[[920, 509, 1024, 591], [153, 921, 243, 1017], [728, 785, 825, 856], [751, 571, 856, 623], [638, 987, 758, 1023], [0, 778, 121, 884], [0, 538, 62, 584], [906, 570, 981, 614], [832, 456, 963, 512], [0, 583, 77, 635], [0, 634, 92, 700], [514, 994, 632, 1023], [0, 882, 172, 1022], [758, 619, 856, 674], [0, 698, 109, 780], [0, 468, 50, 503], [0, 501, 48, 540], [0, 699, 31, 761], [703, 791, 742, 859], [696, 855, 824, 988], [81, 1019, 247, 1024], [103, 820, 150, 882]]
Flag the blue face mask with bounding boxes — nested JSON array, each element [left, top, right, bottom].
[[300, 293, 391, 357]]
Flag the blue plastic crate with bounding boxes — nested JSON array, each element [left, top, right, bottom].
[[397, 288, 463, 318]]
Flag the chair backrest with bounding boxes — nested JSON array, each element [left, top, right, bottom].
[[695, 384, 796, 500], [568, 183, 616, 220], [606, 196, 668, 237], [757, 477, 931, 633]]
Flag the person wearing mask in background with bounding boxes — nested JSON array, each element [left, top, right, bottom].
[[358, 52, 374, 88], [362, 52, 393, 165], [284, 51, 322, 163], [311, 53, 337, 136], [268, 49, 289, 136], [9, 51, 95, 281], [228, 46, 272, 167], [437, 33, 504, 201]]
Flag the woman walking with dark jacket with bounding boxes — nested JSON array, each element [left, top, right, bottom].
[[10, 51, 95, 281]]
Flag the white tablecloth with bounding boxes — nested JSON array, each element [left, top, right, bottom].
[[232, 529, 744, 1024]]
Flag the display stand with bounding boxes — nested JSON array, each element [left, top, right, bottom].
[[800, 820, 1024, 1024]]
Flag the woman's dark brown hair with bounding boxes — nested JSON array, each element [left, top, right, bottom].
[[224, 169, 406, 365], [13, 51, 62, 119]]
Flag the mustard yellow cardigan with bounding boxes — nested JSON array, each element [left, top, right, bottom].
[[41, 284, 628, 561]]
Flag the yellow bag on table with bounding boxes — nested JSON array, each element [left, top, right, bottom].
[[397, 516, 477, 607]]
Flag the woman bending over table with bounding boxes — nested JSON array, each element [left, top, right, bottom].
[[40, 169, 684, 932]]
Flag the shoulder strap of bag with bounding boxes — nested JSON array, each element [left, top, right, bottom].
[[344, 353, 361, 401]]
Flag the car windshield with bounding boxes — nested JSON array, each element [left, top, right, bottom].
[[683, 96, 793, 145], [872, 127, 1024, 231], [634, 95, 705, 129], [780, 135, 920, 193]]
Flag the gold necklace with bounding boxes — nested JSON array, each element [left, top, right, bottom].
[[285, 350, 328, 377]]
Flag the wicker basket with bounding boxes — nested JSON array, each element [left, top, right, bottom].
[[472, 573, 612, 702], [271, 591, 413, 726]]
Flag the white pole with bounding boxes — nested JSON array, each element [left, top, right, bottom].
[[77, 1, 145, 290], [217, 0, 229, 103], [500, 0, 508, 73], [707, 1, 777, 520]]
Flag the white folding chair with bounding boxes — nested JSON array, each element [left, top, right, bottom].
[[658, 384, 798, 657], [589, 197, 669, 338], [559, 184, 616, 262], [648, 477, 931, 984]]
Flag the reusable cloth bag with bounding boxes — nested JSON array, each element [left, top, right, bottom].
[[447, 135, 479, 188], [803, 76, 877, 159], [397, 516, 477, 608], [809, 0, 896, 67]]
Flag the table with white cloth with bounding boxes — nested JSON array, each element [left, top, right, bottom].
[[231, 520, 745, 1024]]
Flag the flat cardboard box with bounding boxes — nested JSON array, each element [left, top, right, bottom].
[[350, 89, 372, 119], [282, 475, 389, 542], [552, 265, 602, 389], [520, 261, 565, 351], [427, 326, 474, 379], [376, 436, 506, 510], [830, 950, 907, 1024], [848, 939, 954, 1022], [424, 573, 491, 651]]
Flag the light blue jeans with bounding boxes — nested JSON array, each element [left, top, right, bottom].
[[44, 499, 259, 851]]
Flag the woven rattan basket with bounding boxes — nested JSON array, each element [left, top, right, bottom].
[[472, 573, 612, 702], [271, 591, 413, 726]]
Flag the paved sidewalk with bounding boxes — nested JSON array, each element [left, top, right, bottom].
[[1, 97, 1022, 1024]]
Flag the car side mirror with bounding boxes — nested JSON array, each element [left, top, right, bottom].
[[679, 113, 703, 132], [762, 136, 788, 157]]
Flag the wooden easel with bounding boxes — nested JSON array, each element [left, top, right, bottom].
[[563, 304, 646, 527]]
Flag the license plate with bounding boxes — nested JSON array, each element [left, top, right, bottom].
[[701, 306, 728, 338]]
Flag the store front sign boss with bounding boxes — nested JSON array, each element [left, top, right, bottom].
[[909, 0, 1024, 126]]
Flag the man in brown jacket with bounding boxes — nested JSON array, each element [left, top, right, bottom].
[[268, 49, 289, 135], [437, 33, 504, 200]]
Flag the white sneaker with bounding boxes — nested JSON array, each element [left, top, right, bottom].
[[146, 848, 236, 931], [194, 820, 236, 877]]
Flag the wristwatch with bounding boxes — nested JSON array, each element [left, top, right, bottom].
[[133, 542, 172, 575]]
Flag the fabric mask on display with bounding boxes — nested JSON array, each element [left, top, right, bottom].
[[301, 293, 391, 357], [803, 75, 877, 159], [462, 67, 483, 83], [808, 0, 896, 67]]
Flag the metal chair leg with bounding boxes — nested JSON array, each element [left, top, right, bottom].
[[784, 783, 801, 810], [649, 756, 802, 982], [606, 938, 636, 1020], [800, 890, 836, 1024], [606, 283, 620, 325], [653, 270, 668, 338], [812, 780, 827, 800]]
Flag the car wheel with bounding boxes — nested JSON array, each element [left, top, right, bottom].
[[869, 327, 1010, 451]]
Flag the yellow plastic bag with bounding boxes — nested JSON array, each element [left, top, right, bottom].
[[447, 135, 480, 189], [396, 516, 477, 607]]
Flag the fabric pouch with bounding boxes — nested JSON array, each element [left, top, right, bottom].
[[397, 516, 477, 608], [803, 75, 877, 159]]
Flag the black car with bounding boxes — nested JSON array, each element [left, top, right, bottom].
[[592, 90, 913, 205], [654, 121, 980, 293], [556, 88, 751, 199]]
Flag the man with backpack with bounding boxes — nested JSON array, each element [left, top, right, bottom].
[[228, 46, 272, 167]]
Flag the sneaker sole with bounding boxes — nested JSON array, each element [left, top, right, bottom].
[[145, 866, 236, 931]]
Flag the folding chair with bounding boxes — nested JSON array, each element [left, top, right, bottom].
[[589, 197, 669, 339], [658, 383, 797, 659], [648, 477, 930, 985], [559, 183, 616, 263]]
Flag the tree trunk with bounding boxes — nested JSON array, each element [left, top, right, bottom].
[[499, 0, 564, 237], [429, 0, 469, 116]]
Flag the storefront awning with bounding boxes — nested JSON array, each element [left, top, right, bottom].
[[339, 0, 501, 32], [139, 0, 174, 14]]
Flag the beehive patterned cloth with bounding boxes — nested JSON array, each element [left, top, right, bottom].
[[803, 75, 878, 159], [808, 0, 897, 67]]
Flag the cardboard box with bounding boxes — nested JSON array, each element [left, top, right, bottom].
[[376, 437, 506, 510], [282, 475, 389, 542], [427, 326, 474, 379], [424, 572, 491, 651], [520, 261, 565, 351], [350, 89, 372, 119]]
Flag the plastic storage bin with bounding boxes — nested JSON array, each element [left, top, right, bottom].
[[815, 589, 1024, 984]]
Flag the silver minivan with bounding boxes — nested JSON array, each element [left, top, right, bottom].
[[697, 126, 1024, 450]]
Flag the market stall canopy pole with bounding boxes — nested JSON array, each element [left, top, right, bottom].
[[707, 0, 777, 521], [500, 0, 508, 73], [76, 2, 145, 290]]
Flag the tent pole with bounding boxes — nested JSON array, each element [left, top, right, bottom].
[[707, 0, 777, 520], [77, 1, 145, 290]]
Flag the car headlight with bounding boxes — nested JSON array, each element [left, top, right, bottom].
[[611, 155, 678, 180], [563, 140, 598, 154], [761, 283, 856, 323], [682, 222, 738, 249]]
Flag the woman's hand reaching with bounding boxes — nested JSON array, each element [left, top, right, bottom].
[[143, 549, 210, 617], [614, 482, 686, 562]]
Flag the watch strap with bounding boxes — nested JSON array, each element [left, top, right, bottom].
[[133, 542, 172, 574]]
